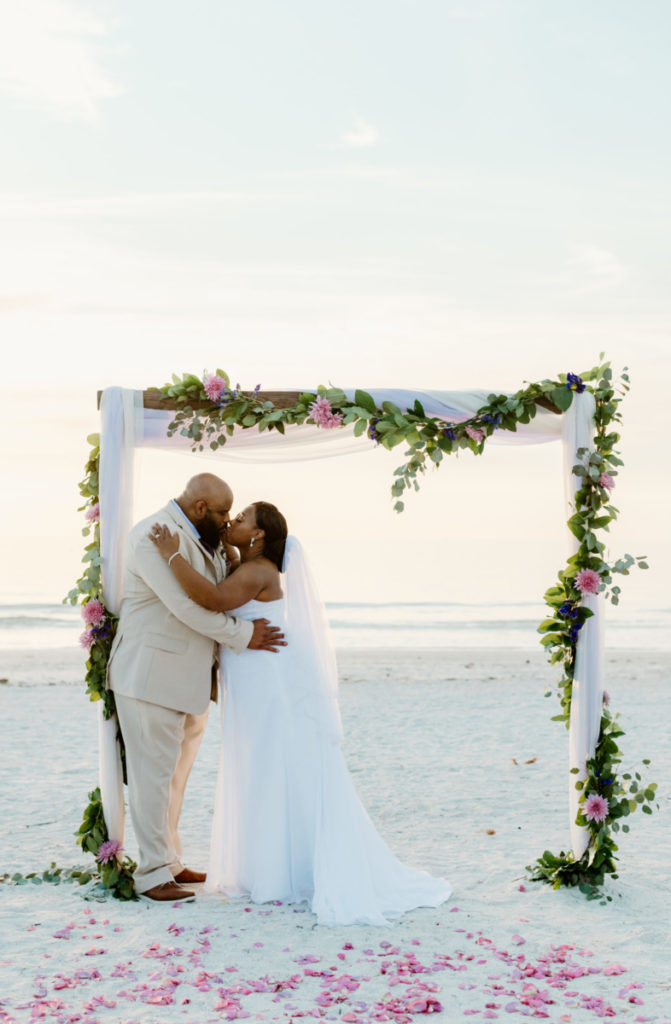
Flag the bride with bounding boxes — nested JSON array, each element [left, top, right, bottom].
[[149, 501, 451, 926]]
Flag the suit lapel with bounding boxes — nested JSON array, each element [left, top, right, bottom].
[[162, 503, 218, 578]]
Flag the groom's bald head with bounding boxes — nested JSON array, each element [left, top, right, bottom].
[[176, 473, 234, 546], [179, 473, 233, 509]]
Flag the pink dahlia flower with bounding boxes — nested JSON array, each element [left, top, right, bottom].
[[97, 839, 123, 864], [310, 396, 344, 429], [465, 424, 485, 443], [79, 629, 94, 649], [599, 472, 615, 490], [583, 793, 609, 824], [85, 503, 100, 522], [575, 568, 601, 595], [204, 374, 227, 402], [82, 598, 105, 626]]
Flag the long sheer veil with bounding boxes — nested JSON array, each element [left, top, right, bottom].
[[281, 535, 343, 746]]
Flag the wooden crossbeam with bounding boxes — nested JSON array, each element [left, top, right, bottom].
[[97, 388, 302, 411], [97, 388, 561, 414]]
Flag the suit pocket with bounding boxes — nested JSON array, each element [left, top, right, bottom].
[[144, 631, 188, 654]]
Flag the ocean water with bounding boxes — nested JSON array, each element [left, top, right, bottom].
[[0, 600, 669, 653]]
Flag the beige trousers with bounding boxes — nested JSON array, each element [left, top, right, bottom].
[[115, 693, 208, 893]]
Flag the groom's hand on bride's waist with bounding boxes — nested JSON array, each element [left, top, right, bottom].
[[248, 618, 287, 653]]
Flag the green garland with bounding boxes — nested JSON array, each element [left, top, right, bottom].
[[161, 361, 654, 895], [1, 787, 136, 900], [64, 360, 653, 901], [63, 436, 137, 900]]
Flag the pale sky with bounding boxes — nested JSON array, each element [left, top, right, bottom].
[[0, 0, 668, 611]]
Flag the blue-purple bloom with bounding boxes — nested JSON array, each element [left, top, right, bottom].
[[442, 427, 458, 441], [367, 416, 382, 442], [215, 384, 242, 408], [569, 622, 584, 643], [566, 373, 586, 393], [91, 622, 113, 643], [558, 601, 579, 620]]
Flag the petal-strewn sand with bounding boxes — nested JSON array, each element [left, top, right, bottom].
[[1, 647, 669, 1021]]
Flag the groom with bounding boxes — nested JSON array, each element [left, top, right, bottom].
[[108, 472, 285, 902]]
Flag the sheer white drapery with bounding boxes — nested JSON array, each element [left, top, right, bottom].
[[97, 386, 597, 859], [137, 388, 562, 463], [282, 536, 344, 747], [97, 388, 143, 849], [562, 392, 604, 858]]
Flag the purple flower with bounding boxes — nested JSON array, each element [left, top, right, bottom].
[[91, 622, 112, 642], [566, 372, 586, 393], [599, 472, 615, 490], [583, 793, 609, 823], [442, 426, 458, 441], [97, 839, 123, 864], [79, 629, 94, 650], [85, 503, 100, 522], [602, 689, 610, 706], [367, 416, 382, 442], [569, 622, 583, 643]]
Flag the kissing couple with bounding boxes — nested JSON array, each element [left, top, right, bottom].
[[107, 472, 451, 926]]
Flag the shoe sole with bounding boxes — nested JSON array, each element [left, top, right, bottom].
[[138, 892, 196, 904]]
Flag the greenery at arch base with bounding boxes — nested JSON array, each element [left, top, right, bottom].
[[58, 358, 655, 902]]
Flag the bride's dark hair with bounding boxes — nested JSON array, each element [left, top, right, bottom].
[[253, 501, 288, 571]]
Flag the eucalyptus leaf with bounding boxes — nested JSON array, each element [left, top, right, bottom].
[[551, 386, 574, 412], [354, 389, 377, 415]]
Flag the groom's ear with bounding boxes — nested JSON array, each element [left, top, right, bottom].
[[193, 499, 207, 518]]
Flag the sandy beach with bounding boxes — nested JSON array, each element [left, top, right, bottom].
[[1, 646, 670, 1022]]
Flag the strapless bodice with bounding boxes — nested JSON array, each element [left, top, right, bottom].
[[229, 597, 285, 623]]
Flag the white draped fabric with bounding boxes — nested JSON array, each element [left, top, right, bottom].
[[137, 388, 563, 462], [562, 392, 604, 858], [97, 388, 143, 851], [97, 386, 599, 861]]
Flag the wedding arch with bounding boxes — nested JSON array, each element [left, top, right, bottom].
[[68, 361, 654, 900]]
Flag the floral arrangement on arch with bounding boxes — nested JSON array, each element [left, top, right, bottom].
[[57, 360, 654, 901]]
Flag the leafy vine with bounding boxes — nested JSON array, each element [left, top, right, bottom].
[[62, 435, 136, 900], [160, 360, 653, 895], [61, 360, 652, 902]]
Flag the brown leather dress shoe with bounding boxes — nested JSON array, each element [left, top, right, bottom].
[[174, 867, 207, 884], [140, 881, 195, 902]]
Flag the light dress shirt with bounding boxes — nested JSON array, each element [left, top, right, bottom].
[[170, 499, 201, 541]]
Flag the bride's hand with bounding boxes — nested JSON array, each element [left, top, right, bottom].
[[222, 540, 241, 570], [148, 523, 180, 561]]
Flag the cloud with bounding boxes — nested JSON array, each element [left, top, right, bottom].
[[0, 0, 123, 121], [341, 118, 380, 148], [565, 244, 627, 293]]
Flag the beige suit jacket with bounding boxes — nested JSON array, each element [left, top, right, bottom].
[[107, 502, 253, 715]]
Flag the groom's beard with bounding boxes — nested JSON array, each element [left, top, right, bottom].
[[194, 510, 224, 550]]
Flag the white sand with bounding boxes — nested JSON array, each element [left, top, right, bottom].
[[1, 647, 670, 1022]]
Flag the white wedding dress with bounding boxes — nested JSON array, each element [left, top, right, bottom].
[[205, 542, 451, 926]]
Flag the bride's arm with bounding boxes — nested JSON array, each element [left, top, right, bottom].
[[148, 524, 263, 612]]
